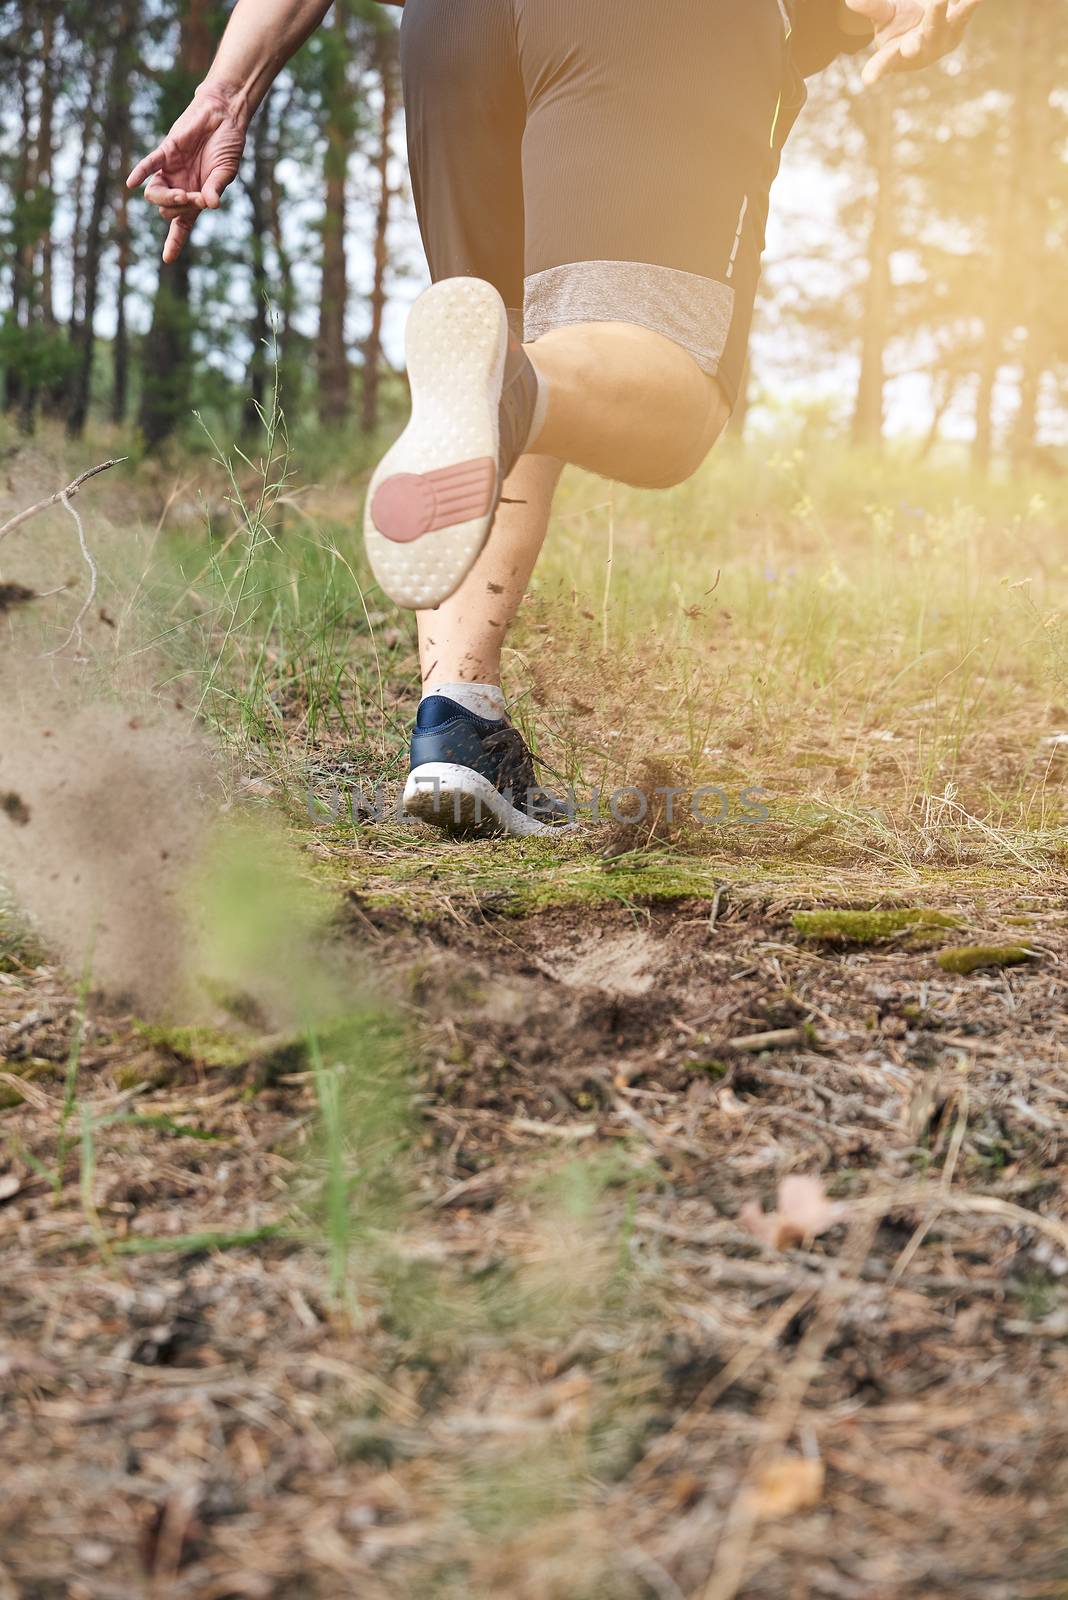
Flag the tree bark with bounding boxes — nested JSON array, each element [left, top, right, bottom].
[[36, 2, 57, 331], [138, 0, 220, 447], [850, 91, 893, 449], [68, 47, 107, 341], [243, 115, 272, 435], [266, 130, 299, 405], [361, 24, 397, 434], [3, 41, 32, 419], [1009, 2, 1058, 470], [317, 0, 352, 427], [972, 4, 1032, 472], [112, 180, 131, 425], [67, 5, 138, 439]]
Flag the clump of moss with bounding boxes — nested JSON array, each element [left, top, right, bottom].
[[792, 908, 962, 946], [687, 1059, 730, 1080], [935, 945, 1036, 976], [133, 1022, 251, 1070]]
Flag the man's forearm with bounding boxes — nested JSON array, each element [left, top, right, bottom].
[[203, 0, 335, 126]]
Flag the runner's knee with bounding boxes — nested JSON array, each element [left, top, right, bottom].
[[637, 377, 730, 490]]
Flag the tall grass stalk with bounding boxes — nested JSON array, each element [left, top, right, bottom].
[[308, 1025, 356, 1310], [54, 950, 92, 1198]]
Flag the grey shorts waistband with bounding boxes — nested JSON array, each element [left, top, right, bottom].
[[523, 259, 735, 378]]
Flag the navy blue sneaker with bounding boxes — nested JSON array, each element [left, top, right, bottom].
[[403, 696, 572, 838]]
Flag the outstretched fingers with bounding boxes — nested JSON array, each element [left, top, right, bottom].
[[145, 180, 194, 208], [863, 0, 975, 83], [199, 168, 228, 209], [903, 0, 951, 58], [163, 215, 196, 266], [127, 146, 166, 189], [862, 36, 905, 83]]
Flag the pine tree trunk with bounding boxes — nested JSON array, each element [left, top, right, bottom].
[[112, 184, 131, 426], [361, 26, 396, 434], [243, 117, 272, 436], [317, 1, 352, 428], [972, 5, 1032, 472], [138, 0, 219, 448], [850, 93, 893, 450], [109, 4, 136, 426], [1009, 1, 1057, 470], [267, 158, 297, 397], [67, 17, 133, 439], [68, 50, 106, 341], [4, 45, 32, 418], [36, 3, 57, 331]]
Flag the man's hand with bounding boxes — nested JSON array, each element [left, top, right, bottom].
[[127, 82, 248, 264], [843, 0, 983, 86]]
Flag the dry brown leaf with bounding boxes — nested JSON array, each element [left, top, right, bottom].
[[738, 1174, 844, 1250], [748, 1455, 825, 1521]]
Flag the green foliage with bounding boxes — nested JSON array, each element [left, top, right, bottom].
[[0, 318, 76, 394]]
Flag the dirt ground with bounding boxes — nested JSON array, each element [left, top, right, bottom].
[[4, 861, 1068, 1599]]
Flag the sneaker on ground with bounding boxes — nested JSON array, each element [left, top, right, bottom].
[[403, 695, 572, 839], [364, 277, 539, 611]]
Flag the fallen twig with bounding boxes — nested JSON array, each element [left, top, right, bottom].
[[723, 1024, 819, 1055], [42, 492, 98, 658], [0, 457, 127, 543], [0, 458, 124, 657]]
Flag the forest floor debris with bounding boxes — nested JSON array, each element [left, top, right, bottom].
[[3, 432, 1068, 1596]]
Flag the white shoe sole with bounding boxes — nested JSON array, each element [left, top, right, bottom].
[[403, 762, 572, 840], [364, 278, 508, 610]]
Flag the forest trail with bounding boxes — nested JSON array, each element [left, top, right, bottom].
[[3, 852, 1068, 1598]]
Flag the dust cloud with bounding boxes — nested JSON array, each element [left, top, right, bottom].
[[0, 665, 216, 1015]]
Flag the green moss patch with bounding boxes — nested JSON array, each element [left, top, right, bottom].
[[133, 1023, 253, 1070], [935, 945, 1036, 976], [792, 908, 962, 946]]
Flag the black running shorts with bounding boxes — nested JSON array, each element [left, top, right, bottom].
[[400, 0, 831, 410]]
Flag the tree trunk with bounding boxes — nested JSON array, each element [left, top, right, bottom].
[[972, 4, 1032, 472], [67, 7, 136, 440], [68, 49, 107, 341], [36, 3, 57, 331], [850, 92, 893, 450], [112, 188, 131, 426], [138, 0, 219, 447], [259, 87, 299, 412], [361, 25, 397, 434], [3, 43, 32, 419], [1009, 3, 1057, 471], [317, 1, 352, 428], [243, 116, 272, 435]]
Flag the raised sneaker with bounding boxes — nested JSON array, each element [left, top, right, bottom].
[[402, 695, 572, 839], [364, 277, 539, 611]]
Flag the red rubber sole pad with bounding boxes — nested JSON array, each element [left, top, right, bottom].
[[371, 457, 498, 544]]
